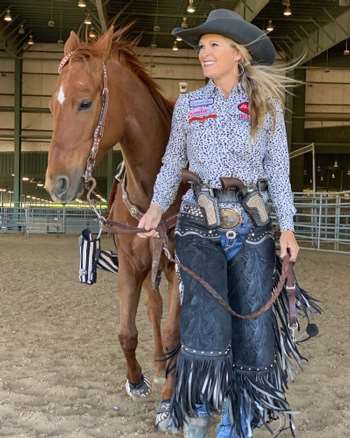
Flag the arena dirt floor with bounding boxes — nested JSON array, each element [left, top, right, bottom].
[[0, 234, 349, 438]]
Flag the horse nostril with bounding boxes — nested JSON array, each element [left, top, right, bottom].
[[55, 175, 70, 198]]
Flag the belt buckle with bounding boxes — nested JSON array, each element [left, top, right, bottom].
[[219, 207, 242, 229]]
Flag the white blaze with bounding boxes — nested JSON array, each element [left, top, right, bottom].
[[57, 85, 65, 105]]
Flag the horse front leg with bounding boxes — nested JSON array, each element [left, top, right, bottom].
[[155, 264, 181, 433], [143, 274, 166, 383], [117, 252, 151, 399]]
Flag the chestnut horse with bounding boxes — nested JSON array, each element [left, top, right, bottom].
[[45, 26, 182, 429]]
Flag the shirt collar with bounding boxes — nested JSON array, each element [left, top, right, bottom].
[[205, 79, 245, 99]]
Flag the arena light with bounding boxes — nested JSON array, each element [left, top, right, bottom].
[[282, 0, 292, 16], [78, 0, 87, 7], [181, 17, 188, 29], [4, 8, 12, 22], [18, 24, 25, 35], [176, 35, 182, 42], [344, 40, 349, 56], [88, 27, 97, 39], [266, 19, 274, 33], [172, 40, 179, 51], [84, 13, 92, 25], [22, 176, 30, 181], [187, 0, 196, 14], [27, 34, 34, 46], [37, 182, 44, 187]]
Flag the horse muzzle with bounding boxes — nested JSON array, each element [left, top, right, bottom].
[[45, 173, 84, 203]]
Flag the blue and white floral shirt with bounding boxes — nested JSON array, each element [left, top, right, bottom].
[[151, 80, 296, 231]]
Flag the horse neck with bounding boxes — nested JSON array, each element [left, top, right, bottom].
[[108, 60, 171, 211]]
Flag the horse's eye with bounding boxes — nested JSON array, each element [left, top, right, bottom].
[[78, 100, 92, 111]]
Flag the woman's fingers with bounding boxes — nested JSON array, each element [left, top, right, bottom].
[[280, 230, 299, 262], [137, 203, 162, 239]]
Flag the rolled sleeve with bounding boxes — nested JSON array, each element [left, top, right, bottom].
[[263, 104, 296, 231], [151, 94, 188, 212]]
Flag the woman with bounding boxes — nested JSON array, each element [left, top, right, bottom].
[[138, 9, 314, 438]]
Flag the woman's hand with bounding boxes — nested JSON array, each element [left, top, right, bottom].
[[280, 230, 299, 262], [137, 202, 162, 238]]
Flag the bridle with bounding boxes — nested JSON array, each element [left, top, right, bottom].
[[58, 51, 109, 190]]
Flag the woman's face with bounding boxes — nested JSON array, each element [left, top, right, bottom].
[[198, 34, 242, 81]]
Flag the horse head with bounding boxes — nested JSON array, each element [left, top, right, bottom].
[[45, 27, 122, 203]]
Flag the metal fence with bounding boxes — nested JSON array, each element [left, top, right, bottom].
[[0, 206, 104, 235], [293, 192, 350, 253], [1, 192, 350, 253]]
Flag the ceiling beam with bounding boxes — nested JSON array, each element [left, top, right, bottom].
[[290, 7, 350, 62], [95, 0, 107, 32], [234, 0, 270, 21]]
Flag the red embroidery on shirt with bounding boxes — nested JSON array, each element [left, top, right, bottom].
[[189, 114, 217, 123]]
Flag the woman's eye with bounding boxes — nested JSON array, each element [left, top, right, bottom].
[[78, 100, 92, 111], [211, 42, 218, 47], [198, 44, 204, 51]]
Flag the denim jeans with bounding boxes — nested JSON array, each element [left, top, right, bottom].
[[194, 398, 252, 438]]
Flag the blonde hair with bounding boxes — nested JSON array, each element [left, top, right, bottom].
[[230, 39, 303, 138]]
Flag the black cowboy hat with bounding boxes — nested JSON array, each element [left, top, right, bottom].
[[172, 9, 276, 66]]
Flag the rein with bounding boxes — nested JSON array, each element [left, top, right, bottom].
[[57, 53, 297, 328]]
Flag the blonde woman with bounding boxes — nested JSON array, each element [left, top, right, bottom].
[[138, 9, 316, 438]]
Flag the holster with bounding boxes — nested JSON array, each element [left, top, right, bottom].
[[182, 169, 221, 228], [241, 189, 270, 227]]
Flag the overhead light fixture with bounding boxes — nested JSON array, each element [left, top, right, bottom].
[[331, 173, 336, 179], [181, 17, 188, 28], [153, 24, 160, 32], [172, 40, 179, 51], [176, 35, 182, 42], [344, 39, 350, 56], [282, 0, 292, 16], [84, 13, 92, 25], [78, 0, 87, 7], [37, 183, 44, 187], [27, 34, 34, 46], [266, 19, 274, 33], [4, 8, 12, 22], [187, 0, 196, 14], [22, 176, 30, 181], [88, 27, 97, 39], [18, 24, 25, 35], [48, 19, 55, 28], [334, 160, 339, 168]]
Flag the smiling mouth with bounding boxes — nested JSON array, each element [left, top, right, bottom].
[[203, 61, 216, 67]]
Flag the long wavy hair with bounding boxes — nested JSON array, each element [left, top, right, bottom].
[[230, 39, 303, 138]]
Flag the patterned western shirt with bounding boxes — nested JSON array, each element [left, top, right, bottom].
[[151, 80, 296, 231]]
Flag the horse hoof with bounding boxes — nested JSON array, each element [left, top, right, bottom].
[[125, 374, 152, 399], [155, 400, 180, 434], [153, 375, 166, 385]]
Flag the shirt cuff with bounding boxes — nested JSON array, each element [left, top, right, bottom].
[[150, 198, 168, 214]]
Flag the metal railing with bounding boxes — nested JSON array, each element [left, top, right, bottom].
[[0, 206, 104, 235], [1, 193, 350, 253], [293, 191, 350, 253]]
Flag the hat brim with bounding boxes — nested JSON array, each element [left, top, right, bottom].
[[172, 18, 276, 65]]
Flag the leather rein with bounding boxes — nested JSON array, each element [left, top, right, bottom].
[[57, 54, 298, 330]]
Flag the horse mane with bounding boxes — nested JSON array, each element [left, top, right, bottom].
[[70, 25, 174, 125]]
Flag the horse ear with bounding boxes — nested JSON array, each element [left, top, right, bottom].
[[64, 31, 80, 55], [93, 26, 114, 60]]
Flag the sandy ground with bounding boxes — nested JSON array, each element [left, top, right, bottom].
[[0, 234, 349, 438]]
